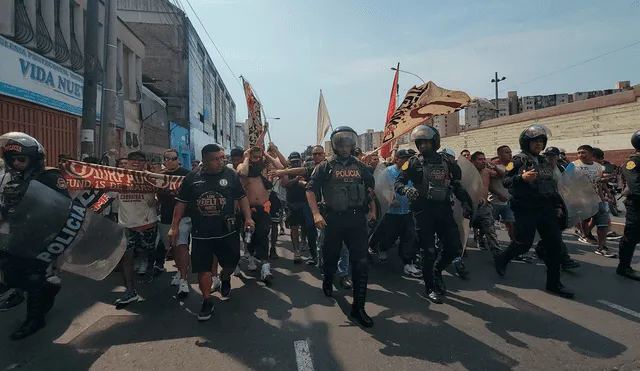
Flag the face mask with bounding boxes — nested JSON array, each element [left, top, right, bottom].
[[248, 161, 264, 177], [420, 148, 436, 158]]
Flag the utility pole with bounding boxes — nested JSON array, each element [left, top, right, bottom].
[[100, 0, 118, 165], [81, 0, 99, 159], [491, 72, 506, 119]]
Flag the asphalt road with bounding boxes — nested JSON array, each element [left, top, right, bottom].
[[1, 230, 639, 371]]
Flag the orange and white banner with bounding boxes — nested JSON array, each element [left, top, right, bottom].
[[242, 77, 264, 148], [60, 160, 183, 193], [382, 81, 472, 145]]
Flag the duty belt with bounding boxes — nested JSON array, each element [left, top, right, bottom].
[[326, 207, 365, 215]]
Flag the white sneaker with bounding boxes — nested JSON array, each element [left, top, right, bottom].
[[261, 263, 273, 283], [293, 252, 302, 264], [404, 264, 423, 278], [171, 272, 180, 286], [248, 257, 258, 271], [137, 261, 148, 276], [233, 265, 242, 276], [211, 276, 222, 292], [177, 279, 190, 298]]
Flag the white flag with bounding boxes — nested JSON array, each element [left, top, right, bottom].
[[317, 90, 332, 145]]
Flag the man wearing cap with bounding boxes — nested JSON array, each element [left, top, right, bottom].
[[282, 152, 316, 263], [377, 149, 422, 277]]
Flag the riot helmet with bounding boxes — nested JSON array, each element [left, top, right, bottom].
[[518, 124, 551, 154], [0, 132, 45, 172], [330, 126, 358, 159], [632, 130, 640, 151], [411, 125, 440, 156]]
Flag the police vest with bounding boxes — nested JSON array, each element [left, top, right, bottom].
[[418, 155, 452, 202], [323, 160, 366, 212], [621, 156, 640, 199], [515, 153, 556, 196]]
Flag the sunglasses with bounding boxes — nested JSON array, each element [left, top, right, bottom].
[[11, 155, 28, 163], [312, 152, 324, 156], [164, 156, 178, 161]]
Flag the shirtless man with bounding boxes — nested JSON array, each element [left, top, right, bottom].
[[237, 146, 285, 282]]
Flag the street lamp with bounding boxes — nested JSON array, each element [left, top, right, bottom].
[[491, 72, 506, 118], [266, 117, 280, 120], [391, 67, 425, 84]]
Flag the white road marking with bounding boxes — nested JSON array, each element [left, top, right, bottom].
[[597, 300, 640, 319], [294, 340, 315, 371]]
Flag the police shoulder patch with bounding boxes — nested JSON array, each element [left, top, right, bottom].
[[626, 160, 636, 170], [505, 162, 514, 171], [401, 161, 409, 171], [56, 177, 68, 190]]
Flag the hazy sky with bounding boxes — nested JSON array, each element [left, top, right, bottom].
[[181, 0, 640, 156]]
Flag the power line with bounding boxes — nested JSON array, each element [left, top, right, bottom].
[[181, 0, 243, 89], [499, 39, 640, 92]]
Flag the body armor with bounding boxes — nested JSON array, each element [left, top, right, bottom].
[[516, 153, 556, 196], [419, 155, 451, 202], [323, 160, 366, 212]]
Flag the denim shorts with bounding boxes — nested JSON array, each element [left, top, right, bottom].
[[589, 202, 611, 228], [491, 203, 515, 224], [157, 217, 191, 247]]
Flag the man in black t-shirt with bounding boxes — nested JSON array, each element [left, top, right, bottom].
[[170, 144, 254, 321], [282, 152, 317, 264], [156, 149, 191, 295]]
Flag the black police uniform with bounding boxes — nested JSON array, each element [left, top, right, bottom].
[[175, 166, 245, 274], [0, 168, 69, 340], [306, 156, 374, 311], [617, 150, 640, 280], [394, 153, 471, 301], [494, 151, 573, 297]]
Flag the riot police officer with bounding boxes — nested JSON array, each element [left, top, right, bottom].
[[0, 132, 70, 340], [306, 126, 376, 327], [617, 130, 640, 281], [394, 125, 473, 304], [494, 125, 574, 298]]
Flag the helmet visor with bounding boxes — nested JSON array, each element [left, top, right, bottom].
[[410, 125, 437, 142], [523, 124, 551, 139], [331, 131, 357, 155]]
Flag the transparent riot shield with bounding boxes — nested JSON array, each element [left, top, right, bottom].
[[373, 166, 395, 218], [0, 180, 125, 280], [558, 167, 600, 229], [0, 181, 71, 258], [454, 156, 483, 250], [60, 210, 126, 281], [457, 156, 483, 208]]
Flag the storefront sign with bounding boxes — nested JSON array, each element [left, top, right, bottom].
[[0, 36, 101, 117]]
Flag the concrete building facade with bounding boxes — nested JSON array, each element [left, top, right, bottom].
[[118, 0, 237, 162], [0, 0, 152, 163]]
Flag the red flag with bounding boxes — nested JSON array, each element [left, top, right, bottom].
[[380, 63, 399, 159]]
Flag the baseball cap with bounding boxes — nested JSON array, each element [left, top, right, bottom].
[[544, 146, 560, 156], [396, 149, 412, 158]]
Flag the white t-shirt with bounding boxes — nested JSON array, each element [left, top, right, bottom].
[[117, 193, 158, 228], [568, 160, 602, 184]]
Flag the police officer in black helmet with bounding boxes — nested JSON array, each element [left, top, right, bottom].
[[0, 132, 70, 340], [394, 125, 473, 304], [617, 130, 640, 281], [306, 126, 376, 327], [494, 124, 574, 298]]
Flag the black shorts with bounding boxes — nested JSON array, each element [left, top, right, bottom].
[[287, 208, 304, 227], [269, 192, 283, 223], [191, 233, 241, 273], [286, 203, 312, 227]]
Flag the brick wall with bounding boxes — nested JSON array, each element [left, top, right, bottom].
[[400, 88, 640, 164]]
